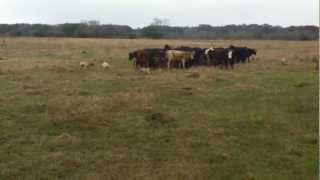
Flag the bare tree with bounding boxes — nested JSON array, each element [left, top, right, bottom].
[[151, 18, 170, 26], [80, 20, 100, 26]]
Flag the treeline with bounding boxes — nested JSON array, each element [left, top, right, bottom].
[[0, 22, 318, 40], [0, 23, 133, 38]]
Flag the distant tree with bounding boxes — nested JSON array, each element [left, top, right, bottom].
[[142, 26, 163, 39], [298, 33, 310, 41], [198, 24, 212, 31], [32, 24, 52, 37], [80, 20, 100, 26], [151, 18, 170, 26], [88, 20, 100, 26], [60, 23, 81, 37], [141, 18, 170, 39]]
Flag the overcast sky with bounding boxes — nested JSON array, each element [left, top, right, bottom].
[[1, 0, 319, 28]]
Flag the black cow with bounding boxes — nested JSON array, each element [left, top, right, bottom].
[[229, 46, 257, 63], [146, 48, 166, 68], [206, 47, 235, 69], [246, 48, 257, 62]]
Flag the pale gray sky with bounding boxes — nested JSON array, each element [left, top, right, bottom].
[[1, 0, 319, 28]]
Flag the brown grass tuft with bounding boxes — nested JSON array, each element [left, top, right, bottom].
[[53, 132, 81, 145], [110, 91, 153, 108], [186, 72, 201, 79]]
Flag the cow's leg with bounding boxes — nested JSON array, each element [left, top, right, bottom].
[[215, 59, 220, 67], [220, 60, 224, 69], [206, 55, 210, 66], [182, 60, 186, 69], [146, 59, 150, 68], [225, 59, 229, 69], [213, 58, 218, 67], [167, 60, 171, 69], [148, 58, 152, 68], [230, 59, 234, 69], [135, 60, 140, 69], [134, 62, 138, 69], [202, 56, 206, 66], [134, 60, 138, 69]]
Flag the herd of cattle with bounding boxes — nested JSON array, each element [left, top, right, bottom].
[[129, 45, 257, 69]]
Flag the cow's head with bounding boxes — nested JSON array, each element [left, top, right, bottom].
[[252, 49, 257, 55], [228, 50, 233, 59], [191, 51, 196, 59], [164, 44, 172, 51], [249, 48, 257, 55], [129, 52, 135, 61]]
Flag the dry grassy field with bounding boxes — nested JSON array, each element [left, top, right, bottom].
[[0, 38, 318, 179]]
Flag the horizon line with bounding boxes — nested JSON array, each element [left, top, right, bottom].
[[0, 22, 319, 29]]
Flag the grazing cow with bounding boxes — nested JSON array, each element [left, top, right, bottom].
[[164, 44, 173, 51], [166, 50, 194, 69], [164, 45, 206, 67], [204, 47, 216, 65], [129, 50, 139, 67], [205, 47, 223, 66], [129, 48, 166, 69], [145, 48, 166, 68], [206, 48, 235, 69], [129, 49, 150, 68], [129, 50, 144, 68], [228, 46, 245, 63], [247, 48, 257, 61], [228, 46, 257, 63], [175, 46, 206, 67]]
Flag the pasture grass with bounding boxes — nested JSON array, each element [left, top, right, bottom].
[[0, 38, 318, 179]]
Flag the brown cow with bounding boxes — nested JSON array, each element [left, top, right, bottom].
[[129, 48, 166, 69], [129, 49, 149, 68]]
